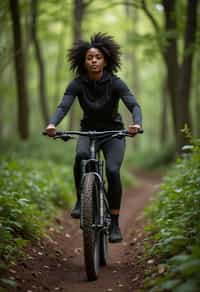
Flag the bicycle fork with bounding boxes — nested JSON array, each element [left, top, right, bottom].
[[80, 159, 108, 231]]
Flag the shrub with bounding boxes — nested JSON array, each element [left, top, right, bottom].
[[145, 139, 200, 291], [0, 155, 74, 265]]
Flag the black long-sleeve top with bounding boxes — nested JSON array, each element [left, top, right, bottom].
[[49, 70, 142, 130]]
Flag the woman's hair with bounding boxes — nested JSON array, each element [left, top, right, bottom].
[[67, 32, 121, 75]]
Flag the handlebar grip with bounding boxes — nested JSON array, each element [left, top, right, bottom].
[[42, 131, 65, 136], [124, 128, 144, 135]]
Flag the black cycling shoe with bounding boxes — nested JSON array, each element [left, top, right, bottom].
[[109, 224, 123, 243], [70, 200, 80, 219], [109, 214, 123, 243]]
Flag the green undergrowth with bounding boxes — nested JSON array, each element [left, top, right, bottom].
[[0, 154, 74, 284], [0, 135, 75, 165], [144, 138, 200, 291]]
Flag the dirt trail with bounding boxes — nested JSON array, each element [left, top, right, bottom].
[[9, 170, 162, 292]]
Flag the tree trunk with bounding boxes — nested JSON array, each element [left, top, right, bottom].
[[53, 26, 66, 109], [31, 0, 49, 125], [9, 0, 29, 139], [160, 78, 168, 144], [176, 0, 198, 147], [194, 53, 200, 137], [125, 1, 141, 148], [162, 0, 198, 151], [68, 0, 86, 130], [162, 0, 179, 138]]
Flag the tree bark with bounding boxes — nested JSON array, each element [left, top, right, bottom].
[[124, 1, 141, 148], [31, 0, 49, 125], [142, 0, 198, 150], [176, 0, 198, 146], [160, 78, 168, 144], [53, 26, 66, 108], [194, 48, 200, 137], [162, 0, 198, 151], [9, 0, 29, 139], [162, 0, 179, 136], [68, 0, 86, 130]]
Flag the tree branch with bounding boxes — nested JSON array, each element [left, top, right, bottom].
[[86, 0, 140, 14], [83, 0, 94, 9], [141, 0, 160, 32]]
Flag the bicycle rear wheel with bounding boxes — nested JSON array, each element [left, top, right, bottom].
[[81, 173, 100, 281]]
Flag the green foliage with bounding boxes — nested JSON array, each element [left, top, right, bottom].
[[0, 154, 74, 267], [144, 138, 200, 291], [0, 135, 75, 164]]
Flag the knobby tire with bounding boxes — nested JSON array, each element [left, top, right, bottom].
[[81, 173, 100, 281]]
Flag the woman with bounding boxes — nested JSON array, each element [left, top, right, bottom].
[[46, 33, 142, 243]]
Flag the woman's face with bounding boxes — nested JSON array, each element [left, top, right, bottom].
[[85, 47, 106, 74]]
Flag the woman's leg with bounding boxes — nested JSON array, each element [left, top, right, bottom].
[[102, 137, 125, 242], [102, 137, 125, 213]]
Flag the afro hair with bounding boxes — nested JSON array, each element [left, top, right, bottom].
[[67, 32, 121, 75]]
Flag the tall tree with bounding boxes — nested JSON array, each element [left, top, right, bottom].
[[31, 0, 49, 125], [163, 0, 198, 150], [124, 1, 141, 148], [68, 0, 86, 130], [160, 79, 169, 144], [68, 0, 93, 130], [9, 0, 29, 139], [194, 53, 200, 137], [53, 25, 66, 109], [140, 0, 199, 151]]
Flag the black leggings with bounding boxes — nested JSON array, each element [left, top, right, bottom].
[[73, 136, 125, 210]]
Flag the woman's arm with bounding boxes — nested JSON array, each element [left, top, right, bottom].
[[49, 79, 80, 126], [114, 77, 142, 129], [46, 79, 80, 135]]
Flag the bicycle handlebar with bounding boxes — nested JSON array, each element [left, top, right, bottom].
[[42, 129, 143, 142]]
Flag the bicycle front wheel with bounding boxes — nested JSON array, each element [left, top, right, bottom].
[[100, 196, 110, 266], [81, 173, 100, 281]]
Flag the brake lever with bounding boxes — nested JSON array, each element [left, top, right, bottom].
[[54, 134, 74, 141]]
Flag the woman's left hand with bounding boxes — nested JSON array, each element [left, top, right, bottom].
[[128, 124, 141, 135]]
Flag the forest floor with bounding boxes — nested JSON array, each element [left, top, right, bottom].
[[7, 170, 163, 292]]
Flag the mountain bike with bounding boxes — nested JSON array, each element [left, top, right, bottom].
[[44, 129, 142, 281]]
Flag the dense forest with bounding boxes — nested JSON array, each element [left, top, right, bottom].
[[0, 0, 200, 291], [1, 0, 199, 150]]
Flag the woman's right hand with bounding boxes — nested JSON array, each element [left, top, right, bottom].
[[45, 124, 56, 137]]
